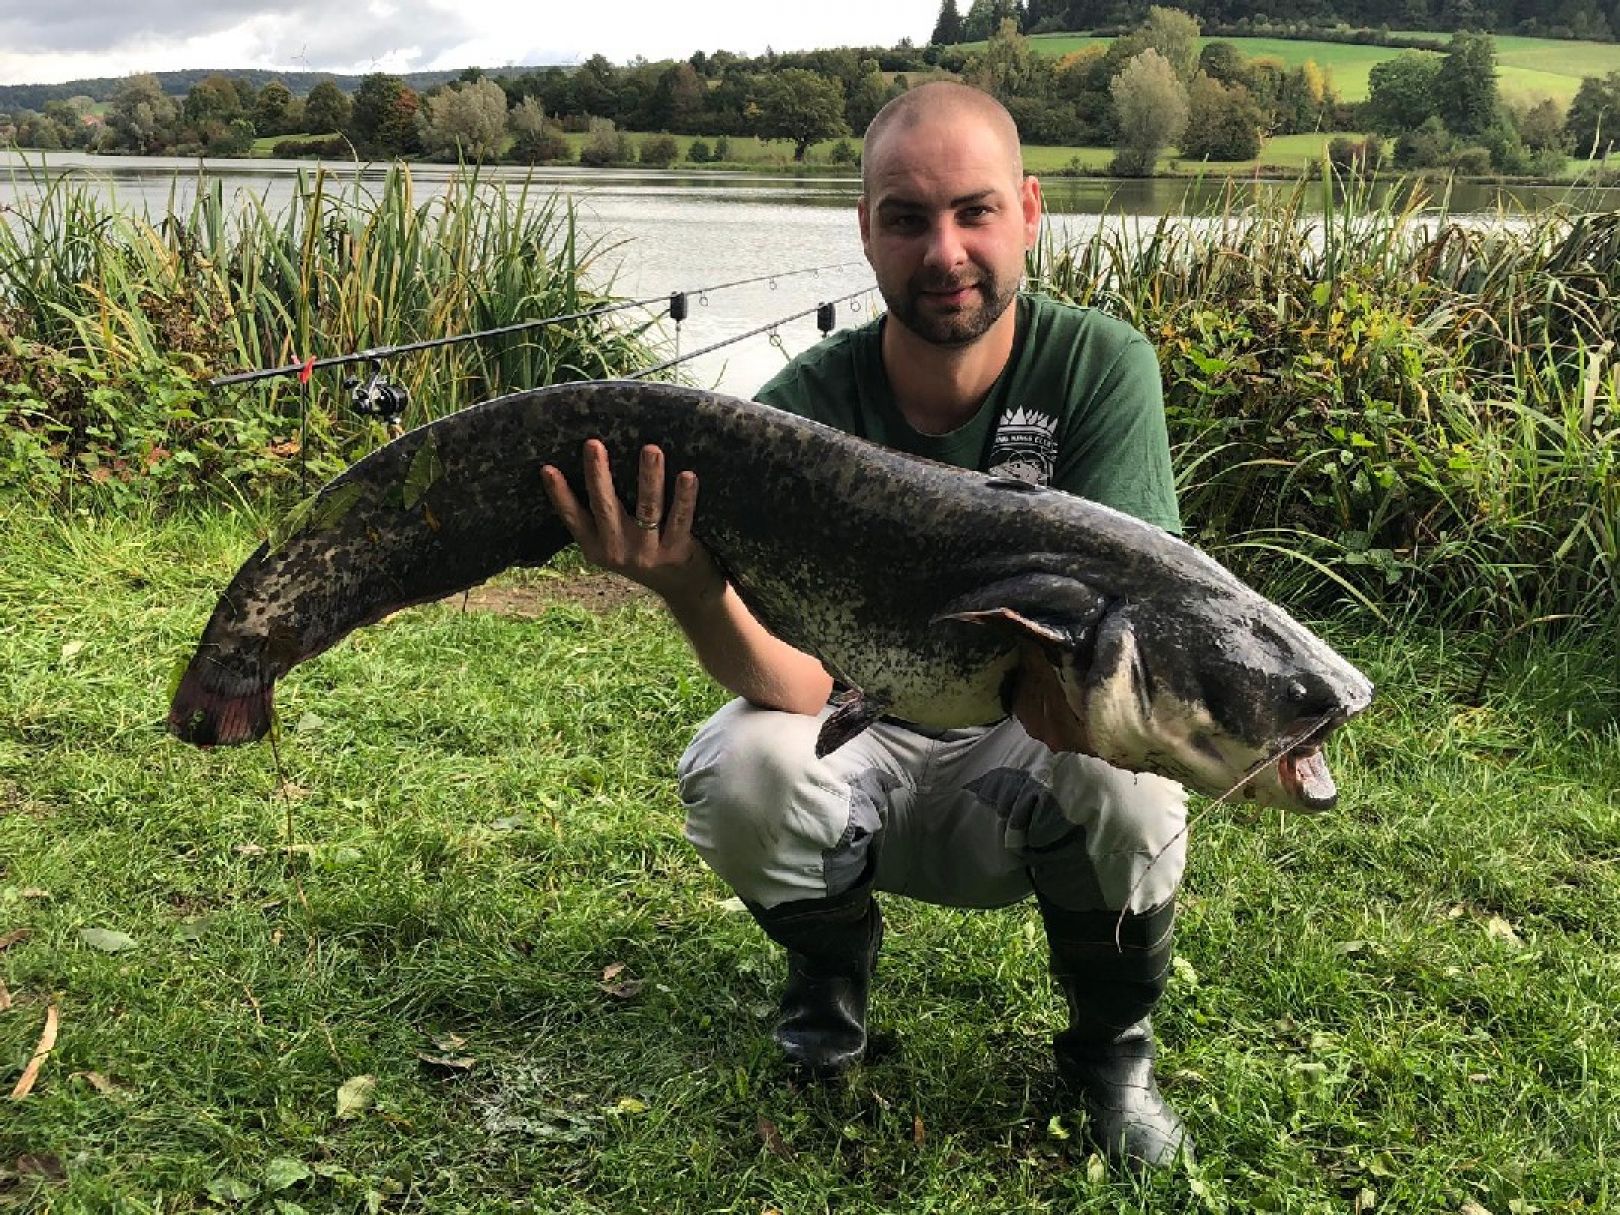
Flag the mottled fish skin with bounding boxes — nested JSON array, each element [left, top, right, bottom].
[[168, 381, 1373, 808]]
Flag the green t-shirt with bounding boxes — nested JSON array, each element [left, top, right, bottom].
[[755, 293, 1182, 535]]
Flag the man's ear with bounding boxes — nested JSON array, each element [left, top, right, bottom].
[[857, 193, 871, 247], [1021, 174, 1043, 249]]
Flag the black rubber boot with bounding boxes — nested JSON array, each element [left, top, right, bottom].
[[747, 882, 882, 1076], [1038, 894, 1192, 1171]]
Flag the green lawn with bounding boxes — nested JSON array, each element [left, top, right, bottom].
[[1, 505, 1616, 1211], [973, 31, 1620, 103]]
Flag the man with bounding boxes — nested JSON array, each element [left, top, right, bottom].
[[539, 81, 1190, 1171]]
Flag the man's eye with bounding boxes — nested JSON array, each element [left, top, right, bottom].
[[886, 214, 924, 231], [962, 206, 994, 222]]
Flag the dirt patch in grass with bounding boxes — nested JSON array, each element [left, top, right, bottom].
[[452, 573, 652, 618]]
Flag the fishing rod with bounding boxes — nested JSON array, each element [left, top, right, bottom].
[[206, 259, 866, 389], [625, 287, 873, 380]]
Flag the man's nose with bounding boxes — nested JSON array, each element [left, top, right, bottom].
[[922, 219, 966, 270]]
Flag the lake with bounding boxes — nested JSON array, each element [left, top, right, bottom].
[[3, 150, 1616, 396]]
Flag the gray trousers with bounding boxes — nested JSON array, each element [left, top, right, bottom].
[[679, 699, 1188, 915]]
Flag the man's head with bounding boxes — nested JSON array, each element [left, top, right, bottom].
[[858, 82, 1041, 349]]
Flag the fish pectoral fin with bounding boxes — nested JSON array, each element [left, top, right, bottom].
[[816, 689, 886, 758], [932, 573, 1108, 651]]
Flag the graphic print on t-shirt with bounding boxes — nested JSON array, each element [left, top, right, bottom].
[[987, 404, 1058, 486]]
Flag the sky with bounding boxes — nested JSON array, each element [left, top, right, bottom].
[[0, 0, 944, 86]]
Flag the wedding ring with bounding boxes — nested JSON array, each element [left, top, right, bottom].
[[634, 516, 661, 531]]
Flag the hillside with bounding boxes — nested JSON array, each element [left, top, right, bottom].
[[961, 30, 1620, 102]]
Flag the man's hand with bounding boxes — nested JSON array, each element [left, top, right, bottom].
[[540, 440, 725, 608], [1011, 641, 1091, 755]]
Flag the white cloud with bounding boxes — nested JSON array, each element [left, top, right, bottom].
[[0, 0, 942, 84]]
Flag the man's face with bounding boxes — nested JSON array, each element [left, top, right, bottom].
[[858, 112, 1042, 349]]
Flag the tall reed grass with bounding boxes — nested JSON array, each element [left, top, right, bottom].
[[0, 163, 658, 499], [1031, 170, 1620, 638]]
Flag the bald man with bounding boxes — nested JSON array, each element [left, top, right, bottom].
[[541, 82, 1190, 1171]]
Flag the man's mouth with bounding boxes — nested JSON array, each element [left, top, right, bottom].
[[919, 283, 979, 307]]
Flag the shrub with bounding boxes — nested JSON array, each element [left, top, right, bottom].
[[639, 134, 679, 168], [687, 138, 712, 163], [712, 134, 731, 162], [579, 118, 635, 167], [271, 136, 349, 158], [827, 138, 858, 165]]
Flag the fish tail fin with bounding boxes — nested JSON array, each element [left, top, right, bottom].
[[168, 655, 275, 747]]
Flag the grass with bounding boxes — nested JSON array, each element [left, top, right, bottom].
[[968, 31, 1620, 103], [1, 504, 1617, 1211]]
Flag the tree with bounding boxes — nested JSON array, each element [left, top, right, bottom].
[[419, 78, 509, 161], [846, 62, 890, 134], [1565, 71, 1620, 157], [349, 73, 407, 149], [1434, 31, 1498, 139], [1140, 5, 1201, 83], [1364, 52, 1442, 136], [106, 73, 179, 154], [962, 0, 1023, 42], [1109, 49, 1188, 176], [1507, 96, 1568, 153], [1179, 73, 1264, 161], [931, 0, 964, 44], [253, 81, 293, 138], [507, 97, 571, 163], [183, 75, 248, 129], [570, 54, 620, 119], [1198, 41, 1252, 92], [970, 19, 1054, 104], [756, 68, 849, 160], [303, 80, 350, 135]]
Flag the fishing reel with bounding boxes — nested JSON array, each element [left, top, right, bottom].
[[344, 361, 410, 432]]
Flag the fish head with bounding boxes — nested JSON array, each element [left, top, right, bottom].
[[1054, 594, 1374, 812]]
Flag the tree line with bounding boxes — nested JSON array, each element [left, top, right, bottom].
[[933, 0, 1620, 43], [1, 8, 1614, 173]]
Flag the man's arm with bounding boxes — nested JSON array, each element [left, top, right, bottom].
[[540, 440, 834, 716]]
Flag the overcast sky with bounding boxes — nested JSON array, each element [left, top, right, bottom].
[[0, 0, 944, 85]]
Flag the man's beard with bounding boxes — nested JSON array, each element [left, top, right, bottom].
[[883, 267, 1018, 347]]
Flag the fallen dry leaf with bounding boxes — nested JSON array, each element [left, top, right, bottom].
[[913, 1113, 926, 1147], [73, 1071, 117, 1094], [1460, 1203, 1494, 1215], [1485, 917, 1525, 949], [9, 1001, 59, 1099], [19, 888, 48, 900], [14, 1153, 65, 1180], [0, 928, 30, 951], [756, 1115, 794, 1160], [598, 978, 645, 1000], [0, 980, 11, 1012], [337, 1074, 376, 1119], [416, 1052, 477, 1073], [601, 962, 627, 982]]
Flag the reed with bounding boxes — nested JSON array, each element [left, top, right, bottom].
[[0, 163, 659, 499], [1031, 169, 1620, 638]]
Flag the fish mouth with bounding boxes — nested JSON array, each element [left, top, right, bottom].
[[1277, 741, 1338, 810], [1272, 710, 1353, 811]]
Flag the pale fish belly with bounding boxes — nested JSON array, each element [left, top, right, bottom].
[[849, 642, 1019, 728]]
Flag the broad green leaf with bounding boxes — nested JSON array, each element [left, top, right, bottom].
[[206, 1176, 258, 1203], [79, 927, 136, 953], [263, 1157, 312, 1192]]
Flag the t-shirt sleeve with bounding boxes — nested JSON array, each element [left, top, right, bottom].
[[1052, 335, 1182, 536]]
